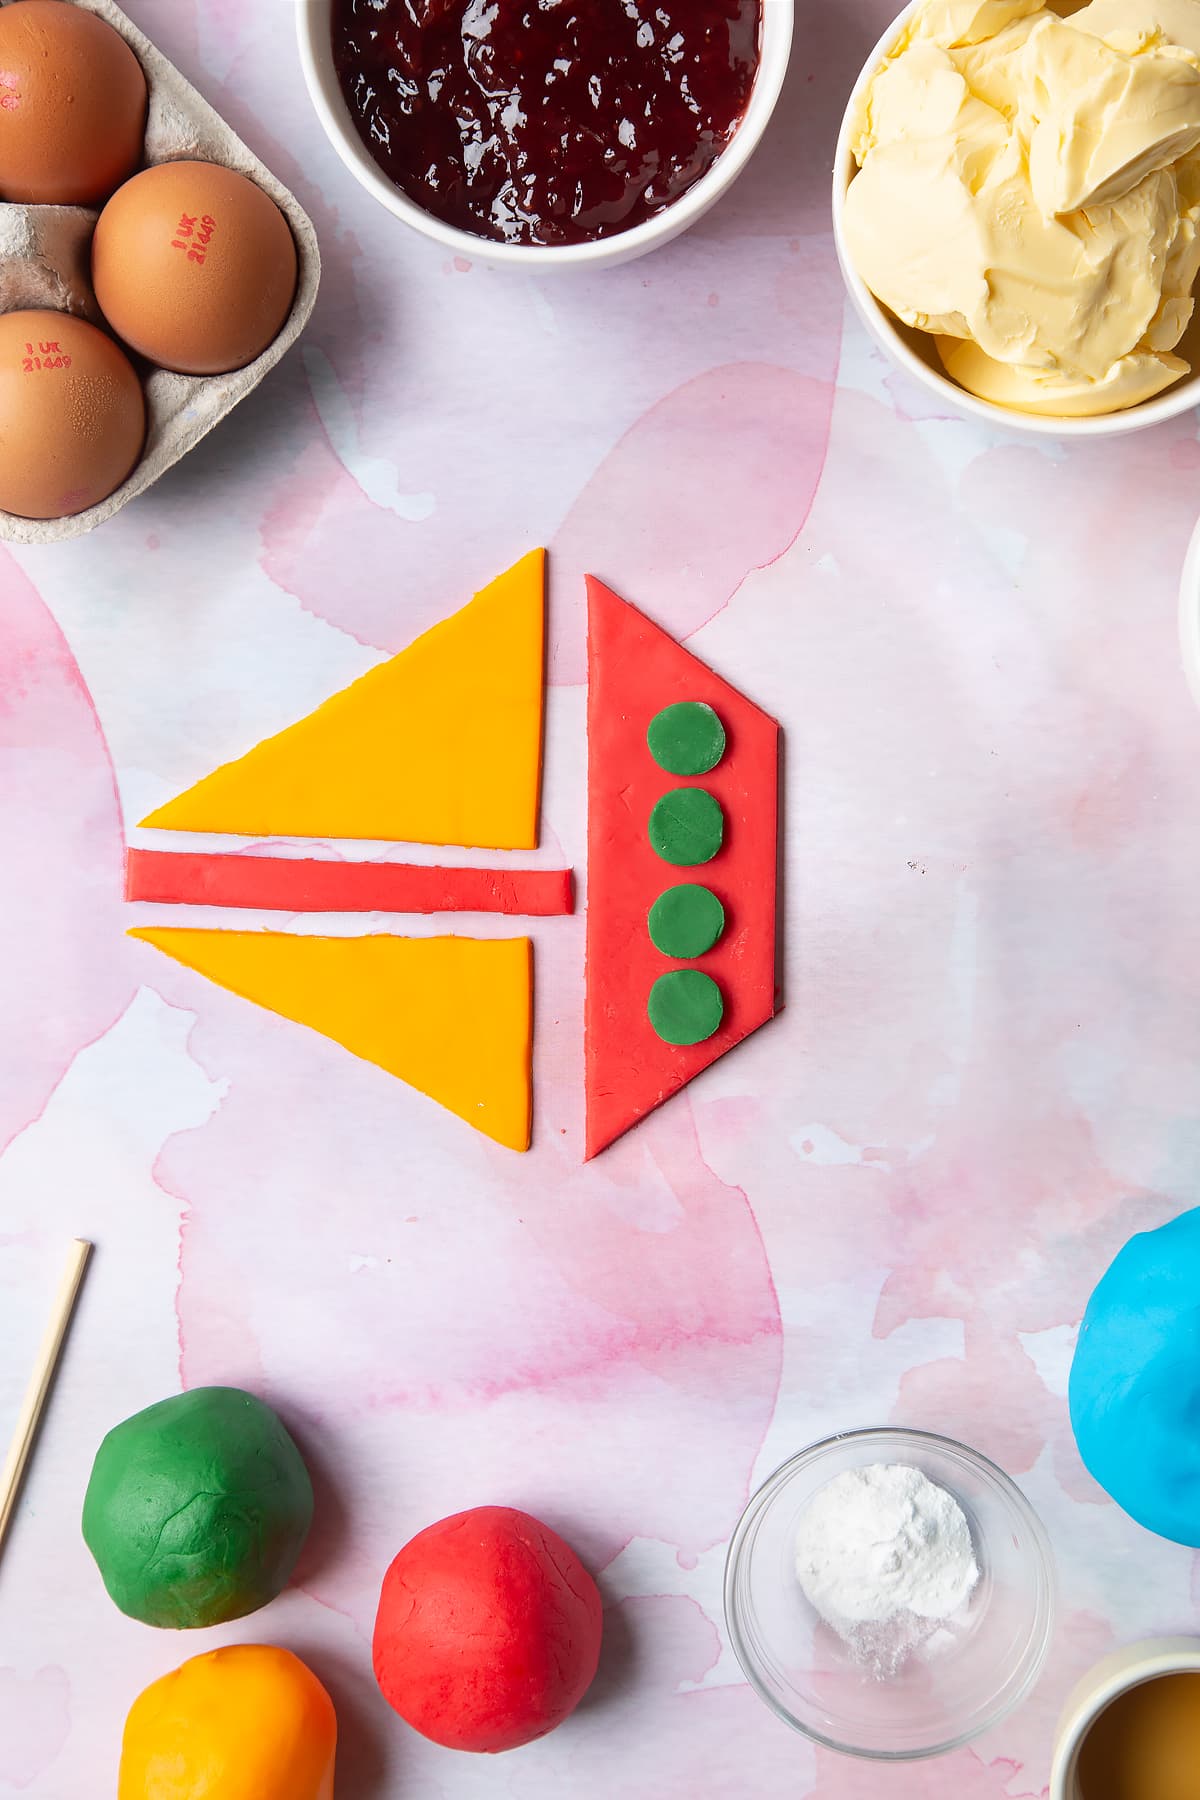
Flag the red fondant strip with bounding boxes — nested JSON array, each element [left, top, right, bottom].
[[585, 578, 780, 1159], [126, 849, 574, 918]]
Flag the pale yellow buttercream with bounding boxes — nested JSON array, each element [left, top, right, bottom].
[[845, 0, 1200, 414]]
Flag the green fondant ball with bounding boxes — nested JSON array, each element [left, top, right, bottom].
[[82, 1386, 314, 1629]]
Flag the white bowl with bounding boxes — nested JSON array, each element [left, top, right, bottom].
[[296, 0, 794, 270], [1049, 1639, 1200, 1798], [832, 1, 1200, 438]]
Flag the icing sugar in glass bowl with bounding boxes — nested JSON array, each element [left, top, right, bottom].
[[793, 1462, 980, 1677], [296, 0, 794, 269], [725, 1429, 1055, 1760]]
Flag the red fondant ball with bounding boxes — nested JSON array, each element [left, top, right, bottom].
[[372, 1505, 603, 1754]]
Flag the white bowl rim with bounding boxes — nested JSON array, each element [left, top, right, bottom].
[[831, 0, 1200, 439], [296, 0, 794, 269], [723, 1425, 1057, 1762], [1049, 1639, 1200, 1797]]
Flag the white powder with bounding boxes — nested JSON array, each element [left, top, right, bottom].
[[794, 1462, 979, 1676]]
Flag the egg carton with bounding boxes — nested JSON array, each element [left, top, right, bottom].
[[0, 0, 320, 543]]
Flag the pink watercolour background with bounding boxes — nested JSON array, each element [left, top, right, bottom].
[[4, 0, 1200, 1794]]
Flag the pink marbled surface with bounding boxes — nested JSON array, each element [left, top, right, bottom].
[[4, 1, 1200, 1794]]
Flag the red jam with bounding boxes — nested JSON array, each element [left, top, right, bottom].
[[330, 0, 762, 248]]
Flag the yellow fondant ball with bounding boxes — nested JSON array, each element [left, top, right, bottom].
[[118, 1644, 336, 1799]]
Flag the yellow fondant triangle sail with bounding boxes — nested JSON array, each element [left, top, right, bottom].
[[140, 551, 545, 850], [130, 928, 533, 1151]]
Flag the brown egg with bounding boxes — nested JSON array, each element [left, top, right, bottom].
[[0, 0, 147, 204], [0, 310, 145, 519], [92, 161, 299, 376]]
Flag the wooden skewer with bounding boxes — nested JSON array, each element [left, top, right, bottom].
[[0, 1238, 92, 1556]]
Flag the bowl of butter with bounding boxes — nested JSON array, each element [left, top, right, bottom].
[[833, 0, 1200, 433]]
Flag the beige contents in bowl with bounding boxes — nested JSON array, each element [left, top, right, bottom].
[[844, 0, 1200, 417]]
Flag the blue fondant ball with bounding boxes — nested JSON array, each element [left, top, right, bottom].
[[1070, 1208, 1200, 1547]]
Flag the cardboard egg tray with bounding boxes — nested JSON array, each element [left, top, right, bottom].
[[0, 0, 320, 543]]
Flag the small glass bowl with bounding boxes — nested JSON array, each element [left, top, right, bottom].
[[725, 1428, 1056, 1760]]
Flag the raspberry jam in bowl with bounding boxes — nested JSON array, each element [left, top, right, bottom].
[[297, 0, 793, 268]]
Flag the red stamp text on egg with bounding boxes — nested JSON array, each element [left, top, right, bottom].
[[170, 212, 217, 266], [22, 340, 70, 372]]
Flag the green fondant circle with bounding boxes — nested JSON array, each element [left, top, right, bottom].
[[648, 884, 725, 959], [82, 1386, 314, 1629], [647, 702, 726, 776], [648, 970, 724, 1046], [648, 787, 724, 866]]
